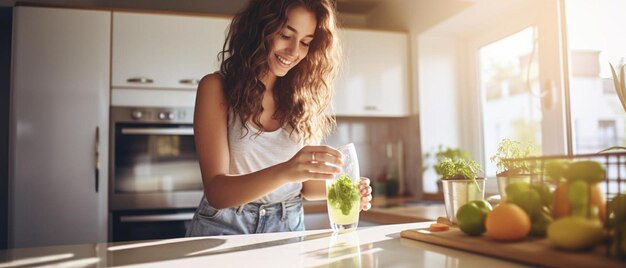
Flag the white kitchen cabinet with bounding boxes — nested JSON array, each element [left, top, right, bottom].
[[333, 29, 410, 117], [10, 6, 110, 247], [112, 12, 230, 90]]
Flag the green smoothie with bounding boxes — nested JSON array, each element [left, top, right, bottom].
[[327, 174, 360, 226]]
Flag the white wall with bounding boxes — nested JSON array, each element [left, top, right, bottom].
[[417, 35, 462, 192], [366, 0, 472, 113], [365, 0, 472, 193]]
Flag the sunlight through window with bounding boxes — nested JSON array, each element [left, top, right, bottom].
[[479, 27, 543, 177]]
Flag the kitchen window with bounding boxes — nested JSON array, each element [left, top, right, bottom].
[[477, 26, 544, 177], [597, 120, 618, 149], [464, 0, 567, 181], [417, 0, 626, 194], [564, 0, 626, 154], [423, 0, 566, 194]]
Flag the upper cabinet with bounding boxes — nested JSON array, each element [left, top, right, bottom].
[[111, 13, 410, 115], [112, 12, 230, 90], [333, 29, 411, 117]]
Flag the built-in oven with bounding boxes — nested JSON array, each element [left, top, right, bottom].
[[109, 106, 203, 241]]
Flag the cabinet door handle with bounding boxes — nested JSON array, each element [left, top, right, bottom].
[[179, 79, 199, 85], [127, 77, 154, 84], [364, 105, 378, 111], [94, 126, 100, 193], [121, 127, 194, 136]]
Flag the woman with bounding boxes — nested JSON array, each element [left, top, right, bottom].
[[186, 0, 372, 236]]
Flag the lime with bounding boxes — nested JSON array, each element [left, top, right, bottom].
[[564, 161, 605, 183], [509, 188, 542, 217], [505, 181, 530, 198], [456, 200, 492, 236]]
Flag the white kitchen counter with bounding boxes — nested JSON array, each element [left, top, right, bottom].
[[0, 222, 529, 267]]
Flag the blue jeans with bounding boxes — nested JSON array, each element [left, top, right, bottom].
[[185, 195, 305, 236]]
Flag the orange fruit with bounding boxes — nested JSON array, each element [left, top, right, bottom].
[[552, 180, 572, 218], [589, 183, 606, 222], [485, 203, 531, 241]]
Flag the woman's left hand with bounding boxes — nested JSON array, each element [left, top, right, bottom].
[[359, 177, 372, 211]]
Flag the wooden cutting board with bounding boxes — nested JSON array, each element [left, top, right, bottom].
[[400, 226, 625, 268]]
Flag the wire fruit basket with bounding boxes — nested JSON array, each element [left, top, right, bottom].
[[499, 151, 626, 259]]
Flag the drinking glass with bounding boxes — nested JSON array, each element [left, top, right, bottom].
[[328, 231, 361, 267], [326, 143, 360, 231]]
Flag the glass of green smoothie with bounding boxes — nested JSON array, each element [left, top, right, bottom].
[[326, 143, 360, 231]]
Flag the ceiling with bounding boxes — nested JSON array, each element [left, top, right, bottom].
[[337, 0, 383, 14], [0, 0, 384, 15]]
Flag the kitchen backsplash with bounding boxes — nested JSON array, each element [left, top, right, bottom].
[[324, 115, 422, 197]]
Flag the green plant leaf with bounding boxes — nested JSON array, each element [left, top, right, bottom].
[[610, 63, 626, 113], [327, 174, 359, 215], [598, 146, 626, 153], [490, 138, 534, 174], [617, 65, 626, 111], [439, 158, 482, 181], [431, 146, 472, 176]]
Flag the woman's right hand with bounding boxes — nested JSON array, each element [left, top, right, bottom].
[[282, 145, 343, 183]]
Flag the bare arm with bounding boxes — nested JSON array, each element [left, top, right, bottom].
[[194, 74, 342, 209], [301, 180, 326, 201]]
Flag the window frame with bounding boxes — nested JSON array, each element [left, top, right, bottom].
[[459, 0, 569, 178]]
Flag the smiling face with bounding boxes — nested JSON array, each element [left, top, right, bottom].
[[267, 5, 317, 77]]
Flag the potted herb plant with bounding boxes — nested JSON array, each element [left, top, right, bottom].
[[424, 145, 472, 193], [489, 138, 535, 200], [438, 158, 485, 224]]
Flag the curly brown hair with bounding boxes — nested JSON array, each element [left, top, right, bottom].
[[219, 0, 340, 144]]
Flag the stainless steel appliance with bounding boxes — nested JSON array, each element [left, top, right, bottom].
[[109, 106, 203, 241]]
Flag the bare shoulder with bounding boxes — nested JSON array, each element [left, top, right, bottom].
[[198, 73, 225, 95], [196, 73, 228, 109], [200, 73, 224, 86]]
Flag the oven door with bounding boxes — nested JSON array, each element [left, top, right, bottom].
[[110, 122, 203, 210], [111, 209, 195, 242]]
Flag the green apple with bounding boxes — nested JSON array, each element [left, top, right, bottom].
[[544, 160, 570, 181], [456, 199, 492, 236], [509, 188, 542, 217], [567, 180, 589, 207], [505, 181, 531, 198], [564, 161, 605, 183], [532, 184, 553, 206]]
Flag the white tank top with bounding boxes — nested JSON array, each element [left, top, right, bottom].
[[227, 109, 303, 203]]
